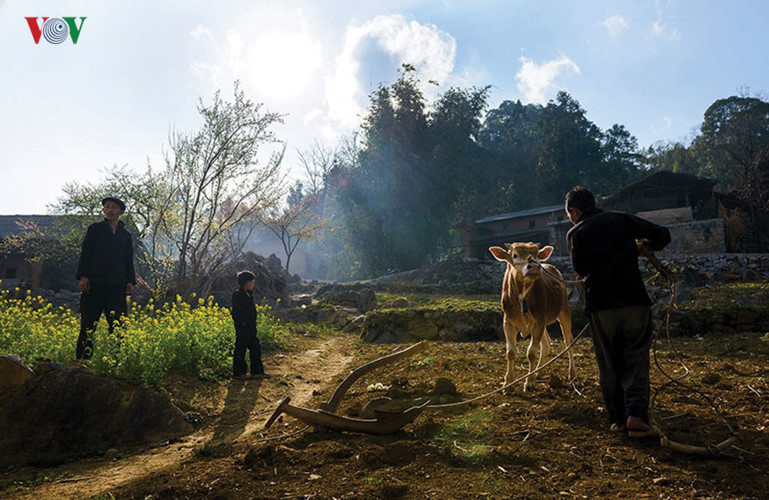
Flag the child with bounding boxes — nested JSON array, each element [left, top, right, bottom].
[[231, 271, 269, 378]]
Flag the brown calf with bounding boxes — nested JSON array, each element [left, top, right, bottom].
[[489, 242, 576, 392]]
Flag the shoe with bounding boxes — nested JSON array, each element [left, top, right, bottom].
[[610, 422, 627, 433], [251, 372, 272, 379]]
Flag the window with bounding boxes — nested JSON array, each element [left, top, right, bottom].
[[529, 220, 536, 228]]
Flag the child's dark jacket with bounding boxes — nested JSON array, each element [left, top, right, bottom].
[[231, 288, 257, 333]]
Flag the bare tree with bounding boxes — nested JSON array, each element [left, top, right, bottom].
[[167, 82, 286, 295], [53, 82, 287, 297], [259, 194, 322, 275], [298, 141, 336, 196]]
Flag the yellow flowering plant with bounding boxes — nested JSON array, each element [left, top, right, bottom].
[[0, 289, 289, 386]]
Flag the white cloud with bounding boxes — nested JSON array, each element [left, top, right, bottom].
[[651, 1, 681, 41], [303, 108, 323, 125], [190, 25, 213, 40], [190, 18, 323, 101], [516, 56, 580, 104], [603, 16, 628, 37], [651, 20, 680, 41], [324, 14, 456, 128]]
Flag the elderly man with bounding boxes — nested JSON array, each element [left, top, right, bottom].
[[75, 196, 136, 360], [565, 186, 670, 437]]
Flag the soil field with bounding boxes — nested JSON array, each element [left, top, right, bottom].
[[2, 328, 768, 499]]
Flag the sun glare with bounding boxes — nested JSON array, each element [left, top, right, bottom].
[[245, 31, 322, 100]]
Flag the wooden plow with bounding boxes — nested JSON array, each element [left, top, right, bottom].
[[264, 341, 429, 435]]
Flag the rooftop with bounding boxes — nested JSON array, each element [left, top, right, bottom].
[[474, 204, 563, 224]]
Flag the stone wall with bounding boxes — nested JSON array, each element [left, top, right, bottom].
[[549, 253, 769, 283], [549, 217, 727, 256], [664, 219, 726, 253]]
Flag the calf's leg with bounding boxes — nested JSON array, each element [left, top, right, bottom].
[[503, 315, 517, 393], [536, 327, 551, 377], [558, 307, 577, 380], [524, 322, 544, 392]]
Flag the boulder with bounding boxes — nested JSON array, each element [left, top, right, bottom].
[[0, 355, 35, 393], [0, 365, 192, 468], [211, 251, 290, 306], [432, 377, 457, 396], [390, 297, 412, 309], [342, 315, 367, 333], [314, 283, 377, 313]]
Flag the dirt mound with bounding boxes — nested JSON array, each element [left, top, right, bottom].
[[368, 260, 505, 295], [362, 308, 503, 343], [0, 364, 192, 469]]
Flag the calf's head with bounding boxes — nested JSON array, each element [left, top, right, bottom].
[[489, 242, 554, 283]]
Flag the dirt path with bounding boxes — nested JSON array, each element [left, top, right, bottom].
[[8, 334, 357, 500]]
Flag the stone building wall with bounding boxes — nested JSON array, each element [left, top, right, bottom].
[[550, 253, 769, 282], [664, 218, 726, 253]]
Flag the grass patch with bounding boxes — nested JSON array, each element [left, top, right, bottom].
[[433, 410, 494, 463], [377, 293, 498, 313], [409, 356, 436, 368], [194, 442, 231, 458], [683, 282, 769, 312]]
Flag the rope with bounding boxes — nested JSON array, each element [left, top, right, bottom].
[[426, 323, 589, 409], [540, 265, 586, 285], [251, 425, 310, 444], [646, 258, 739, 440]]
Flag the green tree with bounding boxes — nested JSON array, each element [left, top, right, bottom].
[[643, 140, 702, 175], [598, 124, 643, 193], [337, 65, 432, 275], [698, 94, 769, 250], [426, 86, 494, 255], [535, 91, 604, 203], [477, 100, 543, 210], [698, 95, 769, 201]]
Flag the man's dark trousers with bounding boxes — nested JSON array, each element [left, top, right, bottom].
[[76, 283, 127, 360], [233, 327, 264, 376], [588, 305, 653, 424]]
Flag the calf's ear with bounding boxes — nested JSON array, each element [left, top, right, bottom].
[[537, 245, 554, 261], [489, 246, 509, 262]]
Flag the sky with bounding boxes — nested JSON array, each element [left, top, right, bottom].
[[1, 0, 767, 214]]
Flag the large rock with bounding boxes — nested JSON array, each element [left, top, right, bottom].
[[211, 251, 290, 306], [314, 283, 377, 313], [0, 355, 35, 393], [0, 365, 192, 469]]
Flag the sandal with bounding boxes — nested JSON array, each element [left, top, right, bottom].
[[627, 424, 661, 438]]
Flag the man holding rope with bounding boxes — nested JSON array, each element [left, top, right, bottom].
[[565, 186, 670, 437]]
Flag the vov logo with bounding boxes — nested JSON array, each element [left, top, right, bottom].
[[25, 17, 87, 44]]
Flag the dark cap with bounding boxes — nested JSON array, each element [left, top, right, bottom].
[[101, 197, 126, 211]]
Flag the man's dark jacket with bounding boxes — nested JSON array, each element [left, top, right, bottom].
[[75, 220, 136, 286], [231, 288, 257, 333], [567, 208, 671, 313]]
